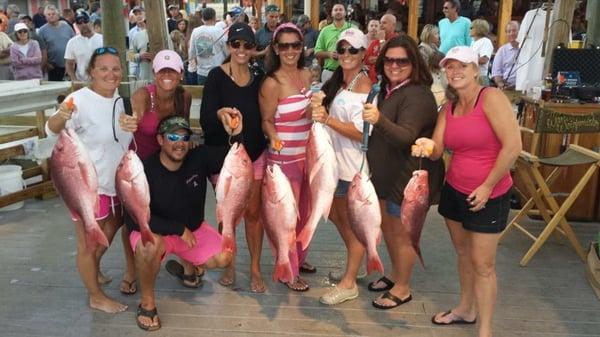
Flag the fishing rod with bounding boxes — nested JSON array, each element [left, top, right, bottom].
[[359, 75, 381, 172]]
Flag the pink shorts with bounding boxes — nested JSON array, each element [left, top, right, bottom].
[[69, 194, 121, 222], [129, 222, 222, 265], [210, 150, 267, 185]]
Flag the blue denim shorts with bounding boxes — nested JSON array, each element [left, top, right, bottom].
[[385, 199, 401, 218], [335, 180, 350, 197]]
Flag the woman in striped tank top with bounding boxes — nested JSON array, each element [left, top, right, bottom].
[[260, 23, 313, 292]]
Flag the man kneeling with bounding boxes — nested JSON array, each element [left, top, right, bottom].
[[125, 116, 239, 331]]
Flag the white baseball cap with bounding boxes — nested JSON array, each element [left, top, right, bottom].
[[337, 28, 368, 49], [439, 46, 479, 67]]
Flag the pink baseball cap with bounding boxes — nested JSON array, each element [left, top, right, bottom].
[[337, 28, 368, 49], [440, 46, 479, 67], [152, 50, 184, 74]]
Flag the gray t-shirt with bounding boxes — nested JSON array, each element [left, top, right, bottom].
[[38, 22, 74, 68]]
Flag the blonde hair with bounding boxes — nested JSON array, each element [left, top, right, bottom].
[[471, 19, 490, 38], [170, 30, 188, 60], [420, 24, 439, 47]]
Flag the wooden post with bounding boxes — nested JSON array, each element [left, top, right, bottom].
[[310, 0, 319, 29], [256, 0, 263, 25], [543, 0, 576, 77], [497, 0, 512, 47], [586, 0, 600, 47], [100, 0, 128, 76], [145, 1, 170, 53], [407, 0, 418, 40]]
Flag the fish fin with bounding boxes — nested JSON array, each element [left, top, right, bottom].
[[296, 224, 315, 251], [273, 261, 294, 283], [140, 227, 156, 246], [85, 224, 109, 250], [221, 234, 237, 254], [308, 161, 324, 186], [376, 230, 382, 246], [367, 255, 384, 275], [78, 161, 95, 190]]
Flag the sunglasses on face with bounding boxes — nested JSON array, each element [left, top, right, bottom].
[[16, 30, 28, 34], [229, 40, 256, 50], [277, 41, 303, 51], [165, 133, 191, 142], [93, 47, 118, 56], [336, 46, 361, 55], [76, 18, 90, 24], [383, 56, 411, 67]]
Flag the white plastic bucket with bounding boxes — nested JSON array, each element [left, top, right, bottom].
[[0, 165, 26, 211]]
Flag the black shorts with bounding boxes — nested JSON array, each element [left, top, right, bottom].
[[438, 183, 510, 234]]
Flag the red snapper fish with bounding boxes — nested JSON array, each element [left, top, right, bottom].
[[115, 150, 154, 246], [347, 172, 384, 275], [215, 142, 254, 254], [298, 122, 338, 250], [262, 164, 298, 283], [50, 128, 108, 249], [400, 170, 429, 267]]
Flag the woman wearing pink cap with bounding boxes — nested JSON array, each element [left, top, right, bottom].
[[119, 49, 192, 294], [260, 22, 313, 292], [412, 46, 521, 337]]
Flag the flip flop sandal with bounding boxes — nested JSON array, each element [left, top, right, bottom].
[[367, 276, 395, 292], [372, 291, 412, 310], [119, 279, 137, 295], [299, 262, 317, 274], [431, 310, 477, 325], [280, 278, 310, 292], [165, 260, 203, 288], [136, 305, 161, 331]]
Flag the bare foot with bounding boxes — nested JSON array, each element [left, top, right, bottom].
[[219, 264, 235, 286], [97, 271, 112, 285], [89, 294, 128, 313], [250, 271, 266, 293]]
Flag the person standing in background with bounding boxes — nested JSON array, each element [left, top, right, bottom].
[[296, 15, 318, 68], [188, 7, 228, 86], [254, 4, 280, 69], [38, 4, 75, 81], [65, 12, 103, 82], [0, 27, 13, 80], [33, 6, 47, 29], [492, 21, 519, 90], [379, 14, 399, 41], [438, 0, 472, 54], [167, 4, 180, 33], [364, 19, 382, 83], [10, 22, 42, 80], [469, 19, 493, 86], [314, 3, 354, 83]]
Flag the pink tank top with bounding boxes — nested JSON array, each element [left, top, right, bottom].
[[444, 88, 512, 198], [131, 84, 160, 160], [268, 94, 312, 164]]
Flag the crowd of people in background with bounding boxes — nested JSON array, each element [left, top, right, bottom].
[[0, 1, 590, 336]]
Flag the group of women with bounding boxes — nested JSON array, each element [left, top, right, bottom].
[[46, 19, 520, 337]]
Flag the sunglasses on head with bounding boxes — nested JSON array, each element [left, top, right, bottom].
[[336, 46, 361, 55], [229, 40, 256, 50], [76, 17, 90, 24], [277, 41, 303, 51], [165, 133, 191, 142], [94, 47, 118, 56], [383, 56, 411, 67]]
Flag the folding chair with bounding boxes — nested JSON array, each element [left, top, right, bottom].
[[500, 108, 600, 266]]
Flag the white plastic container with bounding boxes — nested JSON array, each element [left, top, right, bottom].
[[0, 165, 26, 211]]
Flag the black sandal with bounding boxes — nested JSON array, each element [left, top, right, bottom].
[[136, 305, 161, 331], [299, 262, 317, 274], [367, 276, 395, 292], [372, 291, 412, 310], [166, 260, 203, 288]]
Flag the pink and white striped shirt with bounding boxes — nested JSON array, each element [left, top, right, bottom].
[[269, 94, 312, 164]]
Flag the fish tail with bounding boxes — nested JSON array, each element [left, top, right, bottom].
[[367, 255, 384, 275], [86, 225, 109, 250], [222, 235, 237, 254], [140, 227, 156, 246], [273, 261, 294, 283]]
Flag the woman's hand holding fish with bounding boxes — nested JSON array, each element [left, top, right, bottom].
[[362, 103, 380, 124], [412, 138, 435, 158], [119, 112, 139, 133]]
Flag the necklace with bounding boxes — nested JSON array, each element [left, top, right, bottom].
[[283, 69, 306, 95]]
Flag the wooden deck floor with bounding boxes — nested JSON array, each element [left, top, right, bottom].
[[0, 193, 599, 337]]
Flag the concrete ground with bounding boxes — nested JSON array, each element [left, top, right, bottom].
[[0, 191, 599, 337]]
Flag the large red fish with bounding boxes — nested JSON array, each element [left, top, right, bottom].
[[115, 150, 154, 246], [262, 164, 298, 283], [400, 170, 429, 267], [347, 172, 384, 275], [215, 143, 253, 254], [50, 129, 108, 249], [298, 122, 338, 250]]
